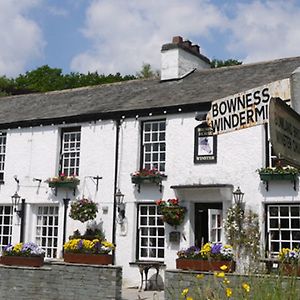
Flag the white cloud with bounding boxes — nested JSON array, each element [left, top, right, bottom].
[[71, 0, 226, 75], [227, 1, 300, 63], [0, 0, 45, 77]]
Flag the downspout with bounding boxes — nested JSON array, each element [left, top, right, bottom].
[[112, 119, 121, 264]]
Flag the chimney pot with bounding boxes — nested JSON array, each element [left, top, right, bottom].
[[183, 40, 192, 49], [172, 36, 183, 44], [191, 44, 200, 54]]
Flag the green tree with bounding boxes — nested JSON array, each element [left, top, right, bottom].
[[136, 63, 159, 79], [211, 59, 242, 68]]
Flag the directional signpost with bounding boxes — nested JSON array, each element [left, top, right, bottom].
[[269, 97, 300, 169]]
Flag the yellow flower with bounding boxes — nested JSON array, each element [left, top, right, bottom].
[[215, 271, 225, 278], [220, 265, 228, 271], [181, 288, 189, 296], [13, 243, 23, 253], [223, 277, 230, 285], [196, 274, 204, 279], [242, 282, 250, 293], [226, 288, 232, 298], [186, 297, 193, 300]]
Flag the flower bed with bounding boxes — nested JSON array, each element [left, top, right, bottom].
[[156, 198, 186, 226], [176, 243, 235, 272], [69, 198, 98, 223], [1, 242, 45, 267]]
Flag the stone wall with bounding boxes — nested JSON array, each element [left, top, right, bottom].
[[0, 261, 122, 300]]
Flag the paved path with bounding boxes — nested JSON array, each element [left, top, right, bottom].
[[122, 287, 164, 300]]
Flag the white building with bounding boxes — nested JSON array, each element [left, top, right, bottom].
[[1, 36, 300, 287]]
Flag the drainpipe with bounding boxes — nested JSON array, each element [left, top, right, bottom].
[[62, 198, 70, 254], [112, 119, 121, 264], [19, 199, 26, 243]]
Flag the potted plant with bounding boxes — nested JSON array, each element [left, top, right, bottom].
[[156, 198, 186, 226], [1, 242, 45, 267], [176, 242, 235, 272], [69, 198, 98, 223], [63, 238, 115, 265], [46, 173, 80, 189], [278, 247, 300, 276]]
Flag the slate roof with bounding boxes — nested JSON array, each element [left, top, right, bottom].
[[1, 56, 300, 128]]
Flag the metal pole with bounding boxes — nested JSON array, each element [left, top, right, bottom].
[[19, 199, 26, 243]]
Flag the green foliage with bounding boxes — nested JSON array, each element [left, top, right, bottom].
[[211, 58, 242, 68], [136, 63, 159, 79], [224, 205, 260, 264], [0, 65, 136, 96]]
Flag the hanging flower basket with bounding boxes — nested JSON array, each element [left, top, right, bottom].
[[156, 198, 186, 226], [69, 198, 98, 223]]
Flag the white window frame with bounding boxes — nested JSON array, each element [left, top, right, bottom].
[[267, 204, 300, 256], [0, 205, 13, 249], [35, 205, 60, 258], [138, 203, 165, 261], [142, 120, 166, 172], [208, 209, 222, 243], [0, 132, 7, 182], [61, 128, 81, 176]]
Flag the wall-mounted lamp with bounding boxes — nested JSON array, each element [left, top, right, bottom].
[[115, 189, 125, 223], [11, 192, 25, 218], [232, 187, 244, 209]]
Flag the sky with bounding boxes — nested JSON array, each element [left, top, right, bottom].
[[1, 0, 300, 78]]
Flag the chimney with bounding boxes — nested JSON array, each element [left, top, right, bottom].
[[161, 36, 211, 81]]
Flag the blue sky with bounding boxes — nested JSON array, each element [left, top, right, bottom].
[[1, 0, 300, 77]]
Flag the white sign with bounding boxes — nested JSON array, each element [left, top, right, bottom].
[[207, 79, 290, 135]]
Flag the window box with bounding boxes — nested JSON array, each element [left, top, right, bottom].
[[0, 255, 44, 267], [63, 253, 112, 265], [176, 258, 235, 272], [257, 167, 299, 191], [131, 169, 166, 192], [46, 174, 80, 195]]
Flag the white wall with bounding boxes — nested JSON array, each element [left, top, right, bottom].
[[1, 108, 300, 287]]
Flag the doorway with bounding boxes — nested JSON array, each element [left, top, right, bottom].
[[194, 203, 223, 247]]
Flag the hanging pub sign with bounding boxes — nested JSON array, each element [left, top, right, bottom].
[[269, 97, 300, 169], [194, 125, 217, 163], [206, 78, 290, 135]]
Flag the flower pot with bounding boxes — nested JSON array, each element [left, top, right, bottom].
[[281, 263, 300, 276], [0, 256, 44, 267], [63, 253, 113, 265], [176, 258, 235, 272]]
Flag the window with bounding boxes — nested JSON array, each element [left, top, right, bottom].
[[0, 132, 7, 182], [142, 120, 166, 172], [35, 206, 59, 258], [60, 127, 81, 176], [0, 205, 13, 248], [267, 204, 300, 255], [138, 204, 165, 260]]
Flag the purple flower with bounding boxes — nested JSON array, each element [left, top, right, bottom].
[[77, 240, 83, 250], [211, 243, 222, 254]]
